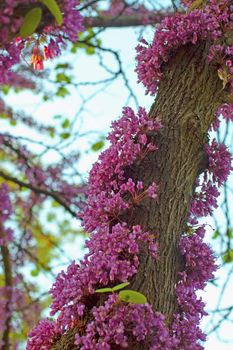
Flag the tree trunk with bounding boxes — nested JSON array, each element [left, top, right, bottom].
[[52, 41, 225, 349], [129, 41, 224, 322]]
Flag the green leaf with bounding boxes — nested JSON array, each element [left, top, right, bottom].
[[20, 7, 42, 38], [47, 212, 56, 222], [71, 44, 78, 54], [1, 86, 10, 95], [49, 127, 55, 138], [60, 132, 70, 139], [86, 46, 95, 55], [56, 73, 71, 84], [0, 113, 9, 119], [95, 282, 130, 293], [30, 269, 39, 277], [10, 120, 17, 126], [61, 119, 70, 129], [56, 86, 69, 98], [112, 282, 130, 292], [95, 287, 113, 293], [212, 230, 220, 240], [55, 63, 70, 70], [227, 228, 233, 239], [52, 200, 60, 208], [119, 290, 147, 304], [223, 249, 233, 263], [91, 141, 105, 152], [40, 0, 63, 25]]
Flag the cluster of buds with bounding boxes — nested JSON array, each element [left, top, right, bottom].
[[30, 44, 56, 70]]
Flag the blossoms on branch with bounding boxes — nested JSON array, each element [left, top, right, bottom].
[[28, 106, 161, 348], [205, 139, 232, 186], [212, 103, 233, 130], [0, 184, 12, 223], [75, 294, 177, 350], [26, 318, 58, 350], [136, 0, 233, 95], [173, 226, 217, 350], [83, 106, 162, 232], [0, 0, 83, 83], [189, 138, 232, 223]]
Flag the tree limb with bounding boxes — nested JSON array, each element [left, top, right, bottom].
[[0, 171, 78, 218], [0, 225, 13, 350], [83, 11, 173, 28]]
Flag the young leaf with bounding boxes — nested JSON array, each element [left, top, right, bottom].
[[212, 230, 220, 239], [227, 228, 233, 238], [119, 290, 147, 304], [223, 249, 233, 263], [30, 269, 40, 277], [56, 86, 69, 97], [112, 282, 130, 292], [20, 7, 42, 38], [60, 132, 70, 140], [91, 141, 105, 152], [95, 287, 113, 293], [61, 119, 70, 129], [40, 0, 63, 25]]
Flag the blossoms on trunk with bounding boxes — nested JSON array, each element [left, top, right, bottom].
[[25, 1, 233, 349]]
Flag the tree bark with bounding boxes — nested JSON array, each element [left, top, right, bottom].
[[52, 41, 226, 349], [129, 41, 224, 322], [83, 12, 173, 28]]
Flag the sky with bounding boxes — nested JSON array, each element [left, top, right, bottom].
[[5, 10, 233, 350]]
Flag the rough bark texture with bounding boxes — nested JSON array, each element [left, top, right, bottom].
[[52, 42, 226, 349]]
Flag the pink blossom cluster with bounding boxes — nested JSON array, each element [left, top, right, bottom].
[[27, 98, 230, 349], [50, 107, 161, 330], [0, 286, 15, 349], [83, 106, 161, 232], [27, 318, 57, 350], [181, 110, 232, 349], [0, 183, 12, 222], [136, 0, 233, 95], [208, 45, 233, 90], [206, 139, 232, 186], [212, 103, 233, 130], [0, 102, 54, 134], [49, 223, 158, 332], [27, 116, 231, 348], [189, 138, 232, 223], [0, 273, 47, 349], [0, 135, 85, 212], [0, 184, 14, 247], [27, 107, 162, 348], [101, 0, 152, 25], [0, 0, 83, 83], [75, 294, 177, 350], [172, 226, 217, 350]]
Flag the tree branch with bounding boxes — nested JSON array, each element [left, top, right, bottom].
[[0, 171, 78, 218], [0, 225, 13, 350], [83, 11, 173, 28]]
